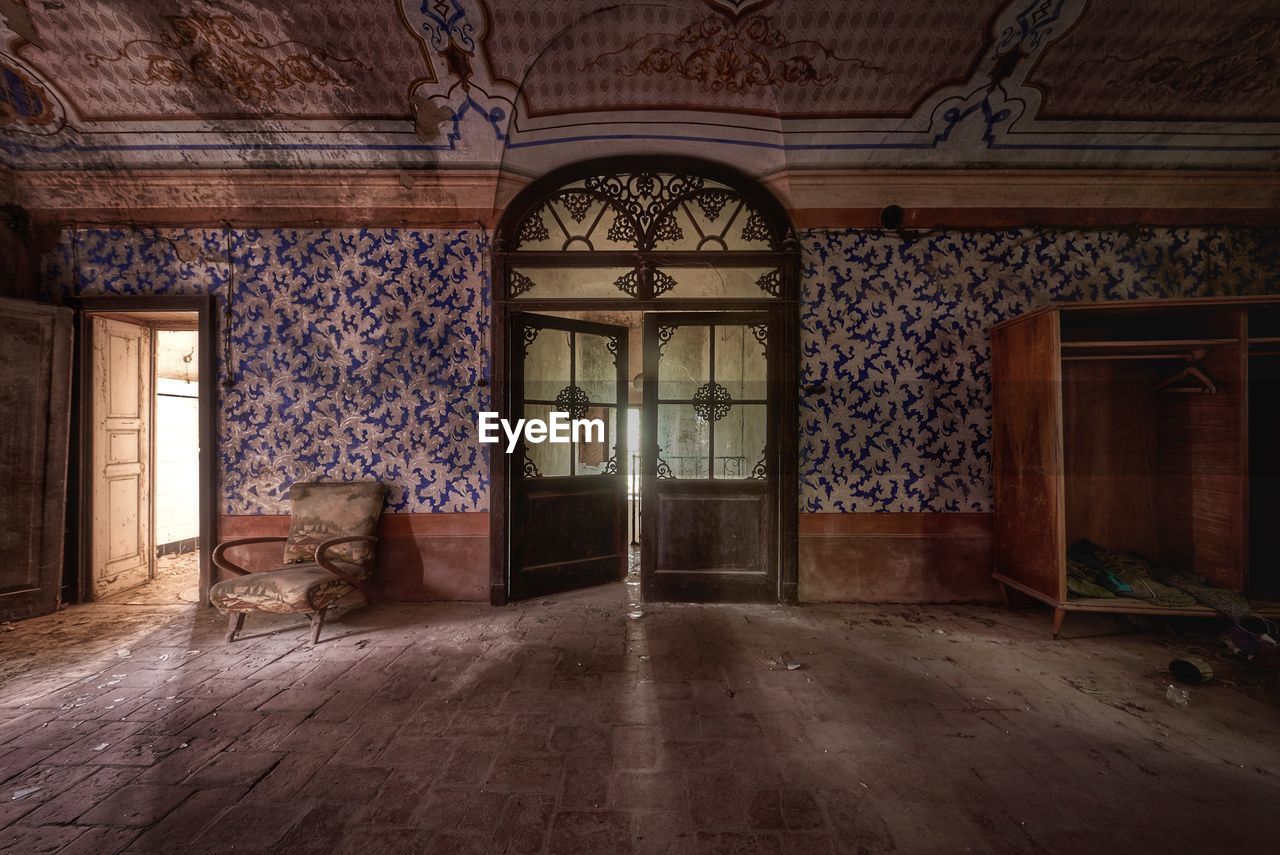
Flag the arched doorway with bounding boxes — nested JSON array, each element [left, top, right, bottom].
[[490, 157, 799, 605]]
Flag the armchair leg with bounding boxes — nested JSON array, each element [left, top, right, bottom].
[[226, 612, 245, 643], [310, 607, 328, 644]]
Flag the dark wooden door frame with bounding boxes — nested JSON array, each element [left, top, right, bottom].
[[489, 156, 800, 605], [72, 295, 218, 605]]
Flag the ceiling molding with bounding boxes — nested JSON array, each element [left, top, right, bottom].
[[765, 169, 1280, 210], [10, 167, 1280, 229], [14, 168, 522, 228]]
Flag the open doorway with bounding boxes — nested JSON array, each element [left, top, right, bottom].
[[75, 297, 216, 606], [489, 158, 800, 606]]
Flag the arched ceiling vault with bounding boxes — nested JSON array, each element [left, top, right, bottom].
[[2, 0, 1279, 224]]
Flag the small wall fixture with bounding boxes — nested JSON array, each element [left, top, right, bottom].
[[880, 205, 905, 229]]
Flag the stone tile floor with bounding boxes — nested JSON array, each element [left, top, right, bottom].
[[1, 577, 1279, 854]]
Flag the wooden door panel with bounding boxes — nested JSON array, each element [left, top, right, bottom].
[[519, 489, 619, 568], [643, 312, 779, 603], [655, 493, 768, 571], [509, 313, 628, 600], [651, 492, 774, 602], [106, 475, 141, 559], [0, 298, 73, 620], [991, 312, 1065, 601], [92, 317, 152, 598]]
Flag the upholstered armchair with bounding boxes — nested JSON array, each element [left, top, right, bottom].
[[210, 481, 387, 643]]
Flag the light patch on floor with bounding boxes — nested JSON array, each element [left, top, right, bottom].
[[99, 552, 199, 606], [0, 584, 1278, 854]]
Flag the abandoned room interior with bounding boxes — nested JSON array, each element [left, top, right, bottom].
[[2, 1, 1280, 853]]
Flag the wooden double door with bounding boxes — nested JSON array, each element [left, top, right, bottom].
[[507, 310, 785, 603]]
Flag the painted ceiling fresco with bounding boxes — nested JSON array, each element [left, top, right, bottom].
[[16, 1, 433, 121], [2, 0, 1279, 172], [481, 2, 994, 118]]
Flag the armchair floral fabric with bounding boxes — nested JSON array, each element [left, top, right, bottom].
[[210, 481, 387, 640], [210, 562, 363, 614], [281, 481, 385, 572]]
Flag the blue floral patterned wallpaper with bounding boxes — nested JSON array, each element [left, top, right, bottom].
[[44, 228, 490, 514], [42, 225, 1280, 517], [800, 227, 1280, 513]]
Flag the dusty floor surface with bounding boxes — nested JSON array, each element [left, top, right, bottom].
[[99, 554, 200, 607], [1, 575, 1278, 855]]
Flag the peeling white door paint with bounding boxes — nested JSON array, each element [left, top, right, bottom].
[[92, 317, 153, 598]]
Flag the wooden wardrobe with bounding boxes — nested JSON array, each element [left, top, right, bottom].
[[991, 297, 1280, 635]]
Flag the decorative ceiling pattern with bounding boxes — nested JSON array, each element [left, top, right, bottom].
[[480, 1, 995, 118], [0, 0, 1278, 172], [10, 0, 433, 120], [1027, 0, 1280, 122]]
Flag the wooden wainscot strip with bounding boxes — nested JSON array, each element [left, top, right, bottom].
[[798, 512, 998, 604], [799, 512, 993, 538]]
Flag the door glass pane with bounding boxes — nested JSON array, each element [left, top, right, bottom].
[[654, 267, 780, 299], [714, 403, 767, 480], [511, 267, 637, 299], [657, 403, 708, 479], [524, 327, 569, 402], [715, 325, 768, 400], [522, 403, 571, 477], [657, 325, 708, 400], [575, 405, 617, 475], [576, 333, 617, 405]]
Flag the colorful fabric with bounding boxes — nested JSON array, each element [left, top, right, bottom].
[[1067, 540, 1132, 594], [1068, 539, 1263, 612], [209, 561, 363, 614], [1162, 572, 1253, 622], [282, 481, 387, 573], [1101, 553, 1197, 608], [1066, 559, 1116, 599]]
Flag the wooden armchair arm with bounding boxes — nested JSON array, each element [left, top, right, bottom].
[[315, 535, 378, 605], [212, 536, 287, 577]]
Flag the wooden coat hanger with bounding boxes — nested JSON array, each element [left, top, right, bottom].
[[1156, 362, 1217, 394]]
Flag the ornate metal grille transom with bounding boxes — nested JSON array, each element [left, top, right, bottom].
[[501, 168, 792, 301], [515, 172, 778, 253]]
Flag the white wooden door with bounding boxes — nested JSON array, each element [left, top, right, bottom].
[[92, 317, 153, 598]]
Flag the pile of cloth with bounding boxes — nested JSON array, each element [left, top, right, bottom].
[[1068, 540, 1280, 670], [1066, 540, 1196, 606], [1066, 539, 1254, 619]]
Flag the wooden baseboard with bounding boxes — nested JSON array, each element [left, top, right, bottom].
[[799, 512, 998, 603]]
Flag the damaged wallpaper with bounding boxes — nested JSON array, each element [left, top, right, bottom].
[[44, 227, 490, 514]]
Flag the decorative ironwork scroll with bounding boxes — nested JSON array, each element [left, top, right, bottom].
[[521, 324, 540, 355], [691, 381, 733, 422], [656, 324, 677, 356], [513, 171, 778, 253], [510, 270, 536, 298], [554, 384, 592, 420]]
